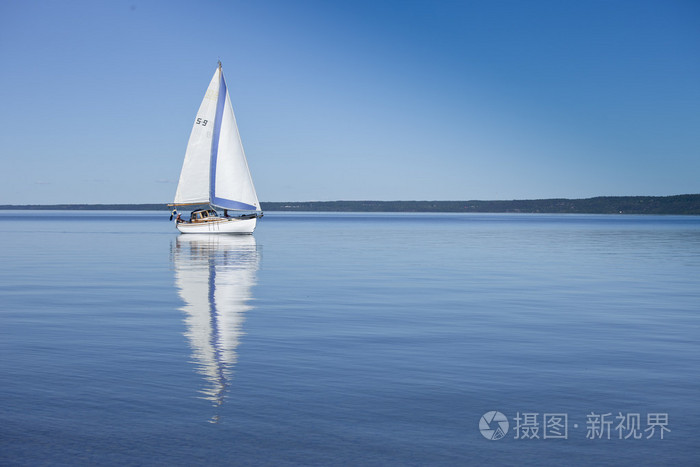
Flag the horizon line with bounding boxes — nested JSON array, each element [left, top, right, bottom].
[[2, 193, 700, 207]]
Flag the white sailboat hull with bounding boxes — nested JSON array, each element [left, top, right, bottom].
[[176, 217, 257, 234]]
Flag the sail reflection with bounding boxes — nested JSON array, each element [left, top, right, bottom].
[[172, 234, 260, 421]]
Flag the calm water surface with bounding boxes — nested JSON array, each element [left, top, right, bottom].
[[1, 211, 699, 466]]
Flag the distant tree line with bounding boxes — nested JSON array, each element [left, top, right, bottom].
[[2, 195, 699, 214], [261, 195, 700, 214]]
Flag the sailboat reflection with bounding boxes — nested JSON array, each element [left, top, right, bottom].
[[172, 234, 260, 422]]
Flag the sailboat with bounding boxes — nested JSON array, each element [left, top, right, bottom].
[[170, 62, 262, 234]]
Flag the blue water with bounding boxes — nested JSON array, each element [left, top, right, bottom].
[[1, 211, 699, 465]]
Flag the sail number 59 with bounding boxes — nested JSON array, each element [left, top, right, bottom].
[[195, 118, 208, 126]]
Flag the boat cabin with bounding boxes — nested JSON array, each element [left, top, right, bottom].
[[189, 209, 219, 222]]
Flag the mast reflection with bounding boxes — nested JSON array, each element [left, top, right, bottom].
[[172, 235, 260, 422]]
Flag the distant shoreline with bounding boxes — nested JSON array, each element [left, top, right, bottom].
[[1, 194, 699, 215]]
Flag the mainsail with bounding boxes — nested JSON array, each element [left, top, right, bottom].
[[173, 63, 260, 211]]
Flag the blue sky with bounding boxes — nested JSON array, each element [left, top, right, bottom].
[[1, 0, 698, 204]]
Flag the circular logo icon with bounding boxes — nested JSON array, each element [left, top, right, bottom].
[[480, 411, 509, 440]]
